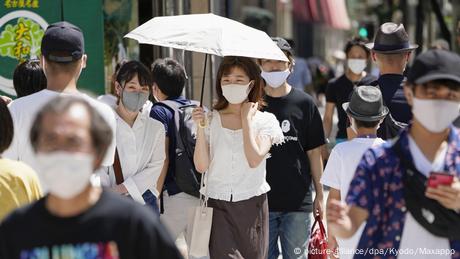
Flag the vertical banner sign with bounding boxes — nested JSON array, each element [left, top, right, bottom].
[[0, 0, 105, 97], [0, 0, 61, 96]]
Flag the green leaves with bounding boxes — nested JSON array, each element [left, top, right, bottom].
[[23, 17, 44, 57], [0, 17, 45, 61], [0, 24, 16, 59]]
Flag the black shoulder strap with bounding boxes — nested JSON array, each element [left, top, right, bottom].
[[113, 148, 124, 185], [370, 80, 379, 87]]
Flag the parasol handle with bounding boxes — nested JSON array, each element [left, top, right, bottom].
[[199, 53, 208, 107]]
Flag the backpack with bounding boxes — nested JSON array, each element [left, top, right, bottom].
[[155, 100, 203, 198], [370, 81, 408, 140]]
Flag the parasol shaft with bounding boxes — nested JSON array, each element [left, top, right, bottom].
[[199, 53, 208, 107]]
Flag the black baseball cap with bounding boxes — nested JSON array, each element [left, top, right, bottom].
[[407, 49, 460, 85], [271, 37, 292, 55], [41, 21, 85, 63]]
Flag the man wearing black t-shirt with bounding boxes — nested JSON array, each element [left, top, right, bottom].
[[324, 37, 376, 145], [0, 96, 182, 259], [261, 38, 326, 259]]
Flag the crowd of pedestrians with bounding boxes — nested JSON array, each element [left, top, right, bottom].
[[0, 19, 459, 259]]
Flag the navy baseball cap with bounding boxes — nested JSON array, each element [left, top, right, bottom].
[[41, 21, 85, 63], [407, 49, 460, 85], [271, 37, 292, 55]]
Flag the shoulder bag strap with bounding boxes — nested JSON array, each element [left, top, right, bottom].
[[113, 148, 124, 185]]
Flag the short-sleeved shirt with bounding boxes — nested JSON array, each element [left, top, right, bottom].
[[325, 74, 376, 139], [203, 110, 284, 202], [263, 87, 326, 212], [374, 74, 412, 124], [397, 135, 450, 259], [345, 126, 460, 259], [0, 159, 42, 221], [321, 137, 385, 259], [150, 96, 191, 196], [0, 190, 183, 259]]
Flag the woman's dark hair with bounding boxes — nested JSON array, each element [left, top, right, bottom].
[[110, 60, 127, 95], [116, 60, 153, 88], [151, 58, 186, 98], [214, 56, 265, 110], [0, 98, 14, 154], [344, 37, 370, 58], [13, 59, 47, 97], [30, 96, 113, 159]]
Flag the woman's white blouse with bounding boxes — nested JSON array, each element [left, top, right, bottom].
[[201, 110, 284, 202], [102, 107, 165, 204]]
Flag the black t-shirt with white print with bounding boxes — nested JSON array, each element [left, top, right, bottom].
[[264, 87, 326, 212], [0, 190, 183, 259]]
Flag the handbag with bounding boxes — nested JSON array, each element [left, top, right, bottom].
[[308, 215, 328, 259], [186, 170, 213, 257]]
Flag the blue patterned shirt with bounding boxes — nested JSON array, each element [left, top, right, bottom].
[[346, 125, 460, 259]]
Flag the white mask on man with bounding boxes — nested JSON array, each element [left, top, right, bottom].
[[347, 59, 367, 75], [412, 97, 460, 133], [37, 151, 94, 199], [261, 70, 290, 88], [349, 117, 358, 134]]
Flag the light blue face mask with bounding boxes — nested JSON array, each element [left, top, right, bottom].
[[122, 89, 149, 112], [261, 69, 290, 88]]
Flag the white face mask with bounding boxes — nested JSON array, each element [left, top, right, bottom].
[[350, 117, 358, 134], [37, 151, 94, 199], [350, 117, 383, 134], [347, 59, 367, 74], [261, 69, 290, 88], [222, 82, 252, 104], [412, 97, 460, 133], [41, 57, 49, 78]]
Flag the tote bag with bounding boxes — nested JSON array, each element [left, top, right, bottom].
[[186, 171, 213, 257]]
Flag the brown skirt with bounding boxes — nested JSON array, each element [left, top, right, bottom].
[[208, 194, 268, 259]]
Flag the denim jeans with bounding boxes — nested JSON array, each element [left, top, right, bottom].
[[268, 211, 312, 259]]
